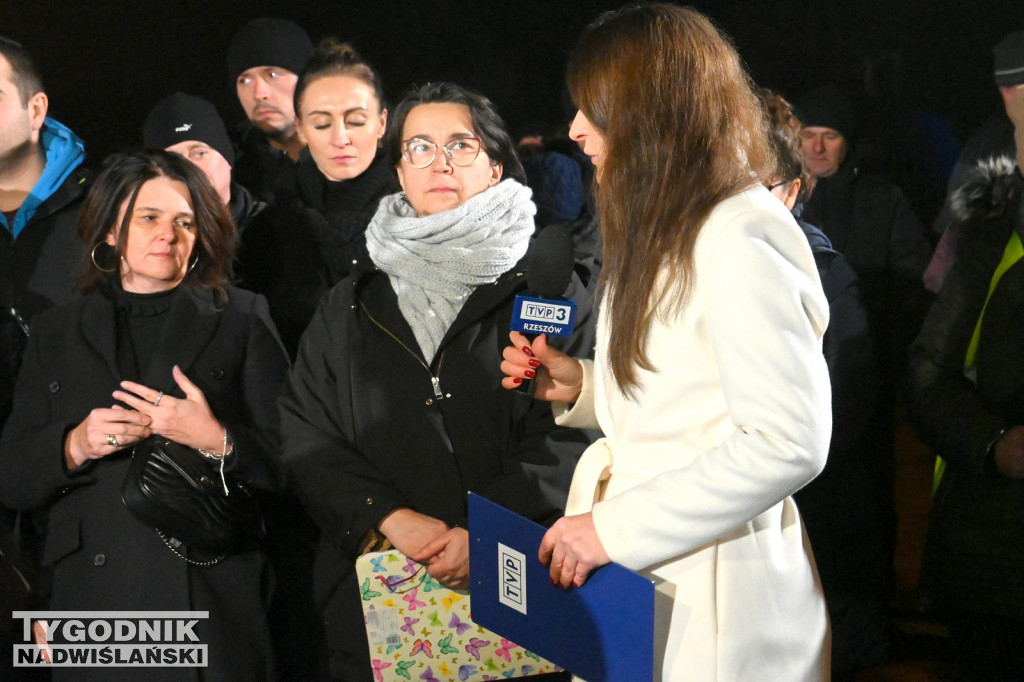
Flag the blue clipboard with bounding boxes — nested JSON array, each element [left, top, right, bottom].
[[468, 493, 655, 681]]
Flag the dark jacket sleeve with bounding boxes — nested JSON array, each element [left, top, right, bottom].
[[906, 221, 1012, 477], [820, 252, 879, 466], [221, 292, 290, 492], [0, 315, 93, 511]]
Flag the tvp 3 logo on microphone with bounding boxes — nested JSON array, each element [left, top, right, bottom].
[[511, 295, 577, 337]]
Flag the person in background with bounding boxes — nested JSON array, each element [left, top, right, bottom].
[[278, 81, 595, 681], [225, 17, 312, 203], [142, 92, 265, 235], [1, 37, 89, 681], [0, 150, 288, 680], [906, 76, 1024, 680], [796, 84, 933, 590], [236, 39, 398, 359], [925, 29, 1024, 293], [761, 86, 889, 679], [501, 6, 831, 680]]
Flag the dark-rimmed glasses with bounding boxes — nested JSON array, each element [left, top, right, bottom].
[[401, 137, 483, 168], [766, 179, 791, 192]]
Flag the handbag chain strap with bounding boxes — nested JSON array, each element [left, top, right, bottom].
[[156, 529, 227, 566]]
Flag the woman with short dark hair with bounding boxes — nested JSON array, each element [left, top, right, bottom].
[[279, 81, 595, 681], [0, 149, 288, 680]]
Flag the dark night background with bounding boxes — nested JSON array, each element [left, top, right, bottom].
[[1, 0, 1020, 170]]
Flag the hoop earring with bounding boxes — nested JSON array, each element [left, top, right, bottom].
[[90, 242, 118, 273], [188, 255, 200, 273]]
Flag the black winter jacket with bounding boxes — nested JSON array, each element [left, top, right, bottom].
[[907, 158, 1024, 619], [236, 151, 399, 358], [1, 166, 90, 427], [278, 249, 597, 680], [803, 165, 933, 375]]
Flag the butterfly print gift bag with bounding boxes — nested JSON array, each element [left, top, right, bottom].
[[356, 550, 562, 682]]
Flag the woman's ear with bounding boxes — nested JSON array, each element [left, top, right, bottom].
[[378, 109, 388, 140], [783, 178, 801, 211], [489, 162, 503, 186], [396, 163, 407, 194], [104, 228, 117, 247]]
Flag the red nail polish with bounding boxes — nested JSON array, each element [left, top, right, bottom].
[[512, 378, 522, 385], [528, 359, 541, 368], [522, 346, 533, 357], [549, 576, 556, 586], [524, 369, 536, 379]]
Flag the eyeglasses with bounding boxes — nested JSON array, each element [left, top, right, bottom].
[[401, 137, 483, 168], [766, 179, 791, 192]]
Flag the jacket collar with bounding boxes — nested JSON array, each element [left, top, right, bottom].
[[350, 254, 529, 364], [82, 283, 221, 392]]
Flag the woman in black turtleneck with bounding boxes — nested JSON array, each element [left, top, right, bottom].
[[236, 39, 399, 358], [0, 150, 288, 681]]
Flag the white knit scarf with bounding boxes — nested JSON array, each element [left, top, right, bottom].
[[366, 180, 536, 361]]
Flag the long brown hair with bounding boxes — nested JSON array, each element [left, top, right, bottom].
[[569, 4, 773, 395], [79, 150, 234, 295]]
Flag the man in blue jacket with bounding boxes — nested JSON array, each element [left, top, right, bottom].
[[1, 36, 90, 427], [1, 36, 89, 680]]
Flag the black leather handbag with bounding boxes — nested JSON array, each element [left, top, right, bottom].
[[121, 436, 260, 559]]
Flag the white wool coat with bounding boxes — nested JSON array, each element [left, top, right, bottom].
[[556, 186, 832, 681]]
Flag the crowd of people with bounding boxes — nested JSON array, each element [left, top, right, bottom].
[[2, 6, 1024, 682]]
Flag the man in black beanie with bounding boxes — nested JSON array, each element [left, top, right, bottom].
[[143, 92, 265, 234], [226, 18, 312, 203]]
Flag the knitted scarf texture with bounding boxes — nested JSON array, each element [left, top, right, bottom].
[[366, 180, 536, 360]]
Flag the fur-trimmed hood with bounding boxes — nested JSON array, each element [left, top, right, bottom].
[[950, 154, 1023, 224]]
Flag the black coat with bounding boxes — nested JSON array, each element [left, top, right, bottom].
[[907, 160, 1024, 620], [0, 283, 288, 681], [230, 123, 295, 206], [236, 151, 399, 359], [802, 165, 934, 387], [1, 165, 91, 427], [278, 249, 598, 680]]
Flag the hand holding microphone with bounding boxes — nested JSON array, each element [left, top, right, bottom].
[[501, 331, 584, 403], [501, 225, 585, 403]]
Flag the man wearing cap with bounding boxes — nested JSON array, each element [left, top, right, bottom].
[[142, 92, 265, 235], [226, 17, 313, 203], [925, 29, 1024, 292]]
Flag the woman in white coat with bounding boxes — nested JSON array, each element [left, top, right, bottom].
[[501, 5, 832, 680]]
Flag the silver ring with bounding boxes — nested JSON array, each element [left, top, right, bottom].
[[106, 434, 119, 447], [153, 391, 163, 406]]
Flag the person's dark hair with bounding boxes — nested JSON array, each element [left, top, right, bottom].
[[0, 36, 44, 105], [386, 82, 526, 184], [294, 39, 385, 118], [757, 87, 816, 205], [569, 3, 773, 395], [79, 150, 234, 295]]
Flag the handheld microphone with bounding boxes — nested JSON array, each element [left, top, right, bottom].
[[510, 225, 578, 338]]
